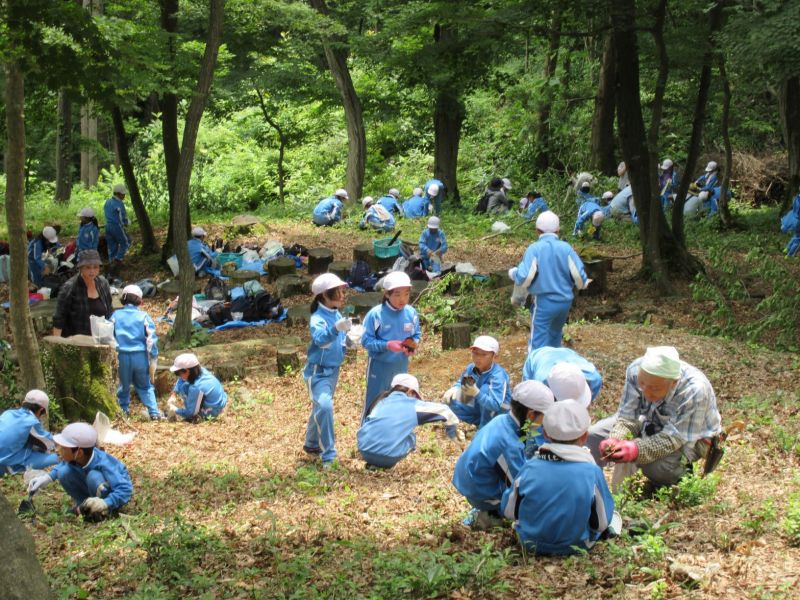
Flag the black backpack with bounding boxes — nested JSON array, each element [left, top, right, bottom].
[[207, 302, 232, 326], [204, 277, 228, 301], [474, 191, 491, 214], [286, 243, 309, 257], [348, 260, 371, 289], [230, 291, 282, 322]]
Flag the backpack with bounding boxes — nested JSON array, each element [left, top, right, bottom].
[[0, 255, 9, 283], [474, 191, 491, 214], [348, 260, 372, 289], [253, 290, 282, 320], [243, 279, 265, 297], [134, 279, 157, 298], [286, 243, 309, 257], [207, 302, 232, 326], [204, 277, 228, 301]]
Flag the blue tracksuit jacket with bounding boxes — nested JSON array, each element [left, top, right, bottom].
[[513, 234, 587, 303], [313, 197, 344, 226], [50, 448, 133, 511], [27, 238, 51, 286], [783, 193, 800, 256], [448, 362, 511, 428], [502, 444, 615, 555], [452, 412, 525, 510], [359, 206, 395, 232], [573, 201, 603, 238], [77, 221, 100, 253], [357, 391, 458, 467], [377, 195, 403, 215], [418, 229, 448, 271], [524, 197, 549, 220], [522, 346, 602, 402], [104, 196, 129, 260], [305, 304, 346, 368], [402, 195, 428, 218], [113, 305, 158, 358], [0, 408, 57, 472], [113, 305, 159, 416], [188, 238, 218, 275], [173, 368, 228, 419]]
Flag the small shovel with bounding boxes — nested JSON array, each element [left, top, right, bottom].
[[18, 493, 37, 521]]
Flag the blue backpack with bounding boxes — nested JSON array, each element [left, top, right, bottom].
[[347, 260, 371, 289]]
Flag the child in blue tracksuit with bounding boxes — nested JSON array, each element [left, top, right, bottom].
[[313, 189, 348, 226], [521, 191, 548, 220], [360, 271, 421, 423], [27, 422, 133, 521], [522, 346, 602, 404], [76, 208, 100, 253], [27, 226, 59, 287], [502, 400, 619, 555], [187, 226, 219, 276], [113, 285, 163, 420], [418, 216, 448, 273], [302, 273, 352, 467], [573, 200, 605, 240], [377, 189, 404, 216], [357, 374, 458, 469], [442, 335, 512, 428], [402, 188, 428, 218], [782, 192, 800, 257], [658, 159, 679, 209], [166, 353, 228, 421], [104, 184, 130, 264], [359, 197, 395, 232], [0, 390, 58, 473], [453, 381, 554, 528], [684, 161, 721, 218], [509, 211, 588, 352], [424, 179, 444, 215]]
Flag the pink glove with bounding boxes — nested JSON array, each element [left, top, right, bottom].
[[601, 438, 639, 463], [386, 340, 405, 353]]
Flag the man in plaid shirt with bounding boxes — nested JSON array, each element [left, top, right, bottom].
[[587, 346, 722, 487]]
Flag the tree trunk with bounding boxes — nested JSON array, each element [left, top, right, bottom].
[[307, 247, 333, 275], [647, 0, 669, 170], [590, 30, 617, 175], [267, 256, 297, 281], [442, 322, 471, 350], [54, 89, 73, 203], [717, 56, 734, 227], [309, 0, 366, 201], [433, 90, 464, 207], [0, 493, 53, 600], [111, 105, 159, 254], [254, 86, 287, 205], [171, 0, 224, 345], [79, 0, 102, 186], [534, 7, 562, 172], [671, 1, 725, 246], [4, 60, 46, 391], [778, 76, 800, 212]]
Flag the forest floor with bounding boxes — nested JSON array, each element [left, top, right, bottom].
[[2, 214, 800, 599]]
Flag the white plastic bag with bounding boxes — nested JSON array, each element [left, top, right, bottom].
[[166, 254, 180, 276], [241, 249, 260, 263], [90, 315, 116, 347], [259, 240, 284, 261], [455, 262, 477, 275], [491, 221, 511, 233], [93, 411, 137, 446]]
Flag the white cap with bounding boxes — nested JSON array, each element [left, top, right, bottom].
[[77, 207, 95, 218], [382, 271, 412, 291], [705, 161, 718, 172], [170, 353, 200, 372], [592, 211, 605, 227], [547, 362, 592, 407], [535, 211, 560, 233], [470, 335, 499, 354], [362, 196, 374, 208], [501, 178, 512, 191], [335, 188, 349, 199], [602, 191, 614, 200], [698, 190, 710, 201], [640, 346, 681, 380], [660, 159, 673, 170], [122, 284, 143, 299], [54, 422, 98, 448], [191, 226, 207, 237], [113, 183, 127, 195], [413, 187, 423, 196], [391, 373, 420, 396], [42, 226, 58, 243], [388, 188, 400, 198], [427, 216, 440, 229], [617, 162, 626, 176], [311, 273, 346, 296], [24, 389, 50, 412], [543, 399, 591, 441], [580, 180, 591, 190], [427, 183, 440, 196], [512, 380, 554, 412]]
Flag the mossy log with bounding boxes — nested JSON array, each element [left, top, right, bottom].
[[0, 494, 53, 600], [308, 247, 334, 275], [328, 260, 352, 280], [41, 335, 120, 421], [274, 274, 311, 298], [267, 256, 297, 282], [286, 304, 311, 327], [353, 243, 372, 263], [229, 269, 262, 286], [277, 347, 300, 376], [581, 259, 610, 296], [349, 292, 384, 317], [442, 322, 471, 350]]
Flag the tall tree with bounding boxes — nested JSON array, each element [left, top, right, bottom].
[[79, 0, 102, 186], [590, 29, 617, 174], [54, 90, 73, 203], [533, 6, 562, 172]]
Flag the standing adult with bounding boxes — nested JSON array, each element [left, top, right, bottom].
[[52, 250, 113, 338], [104, 183, 130, 271]]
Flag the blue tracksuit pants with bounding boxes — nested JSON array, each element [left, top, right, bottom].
[[106, 225, 129, 261], [529, 295, 572, 352], [304, 365, 339, 463], [117, 351, 159, 416], [1, 447, 59, 473], [56, 463, 111, 507], [363, 357, 408, 424]]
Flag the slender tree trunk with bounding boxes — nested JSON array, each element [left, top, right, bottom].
[[308, 0, 366, 202], [671, 1, 725, 245], [433, 90, 464, 206], [172, 0, 224, 344], [647, 0, 669, 164], [717, 57, 734, 227], [80, 0, 102, 187], [778, 76, 800, 213], [590, 30, 617, 175], [4, 60, 46, 390], [54, 90, 73, 203], [534, 7, 562, 172], [254, 86, 287, 205], [111, 106, 159, 253]]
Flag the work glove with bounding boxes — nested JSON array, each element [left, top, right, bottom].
[[461, 382, 480, 400], [386, 340, 405, 353], [427, 203, 434, 214], [442, 386, 462, 403], [334, 318, 352, 333], [80, 497, 109, 519], [507, 267, 518, 281], [600, 438, 639, 463], [27, 473, 53, 494]]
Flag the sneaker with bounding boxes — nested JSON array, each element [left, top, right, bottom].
[[303, 445, 322, 456], [149, 412, 166, 421], [322, 460, 335, 470], [364, 462, 385, 471], [463, 509, 503, 531]]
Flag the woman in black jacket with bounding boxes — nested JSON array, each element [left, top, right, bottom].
[[52, 250, 113, 337]]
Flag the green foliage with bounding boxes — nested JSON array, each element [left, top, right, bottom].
[[654, 464, 719, 509], [0, 342, 21, 412], [783, 492, 800, 546]]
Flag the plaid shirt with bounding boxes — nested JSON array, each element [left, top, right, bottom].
[[52, 274, 113, 337]]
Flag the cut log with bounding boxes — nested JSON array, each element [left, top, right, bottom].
[[286, 304, 311, 327], [307, 247, 334, 275], [581, 259, 610, 296], [231, 214, 261, 227], [41, 335, 120, 421], [267, 256, 297, 281], [0, 494, 53, 600], [582, 302, 622, 321], [328, 260, 352, 280], [442, 322, 471, 350], [369, 254, 397, 272], [277, 346, 300, 376], [228, 269, 262, 286], [349, 292, 384, 317], [353, 243, 372, 263], [274, 274, 311, 298]]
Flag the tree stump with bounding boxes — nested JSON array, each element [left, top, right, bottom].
[[41, 335, 120, 421], [349, 292, 384, 317], [267, 256, 297, 282], [328, 260, 352, 280], [229, 269, 262, 286], [353, 243, 372, 263], [274, 274, 310, 298], [308, 247, 334, 275], [369, 254, 397, 272], [277, 346, 300, 376], [286, 304, 311, 327], [442, 323, 471, 350], [581, 259, 610, 296], [0, 494, 53, 600]]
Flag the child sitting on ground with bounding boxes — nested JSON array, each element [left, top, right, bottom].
[[359, 197, 395, 232], [166, 353, 228, 421], [0, 390, 58, 473]]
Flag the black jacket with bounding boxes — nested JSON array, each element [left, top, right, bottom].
[[52, 274, 113, 337]]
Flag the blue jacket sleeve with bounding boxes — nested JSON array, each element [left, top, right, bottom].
[[360, 310, 389, 353], [176, 384, 202, 418], [475, 370, 509, 416], [100, 458, 133, 510], [310, 315, 339, 348], [145, 313, 158, 358], [418, 232, 429, 256]]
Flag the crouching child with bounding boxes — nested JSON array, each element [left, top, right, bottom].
[[166, 353, 228, 422]]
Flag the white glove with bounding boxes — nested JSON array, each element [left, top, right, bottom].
[[28, 474, 53, 494], [442, 386, 462, 403], [167, 402, 179, 422], [427, 203, 434, 213], [456, 429, 466, 442], [508, 267, 518, 281], [462, 382, 480, 399], [334, 318, 352, 332], [80, 497, 109, 517]]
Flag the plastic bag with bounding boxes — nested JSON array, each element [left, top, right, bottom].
[[93, 411, 136, 446], [259, 240, 285, 261], [491, 221, 511, 233], [90, 315, 116, 347], [166, 255, 180, 276], [455, 262, 477, 275]]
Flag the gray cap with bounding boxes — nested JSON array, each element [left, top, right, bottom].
[[78, 249, 102, 266]]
